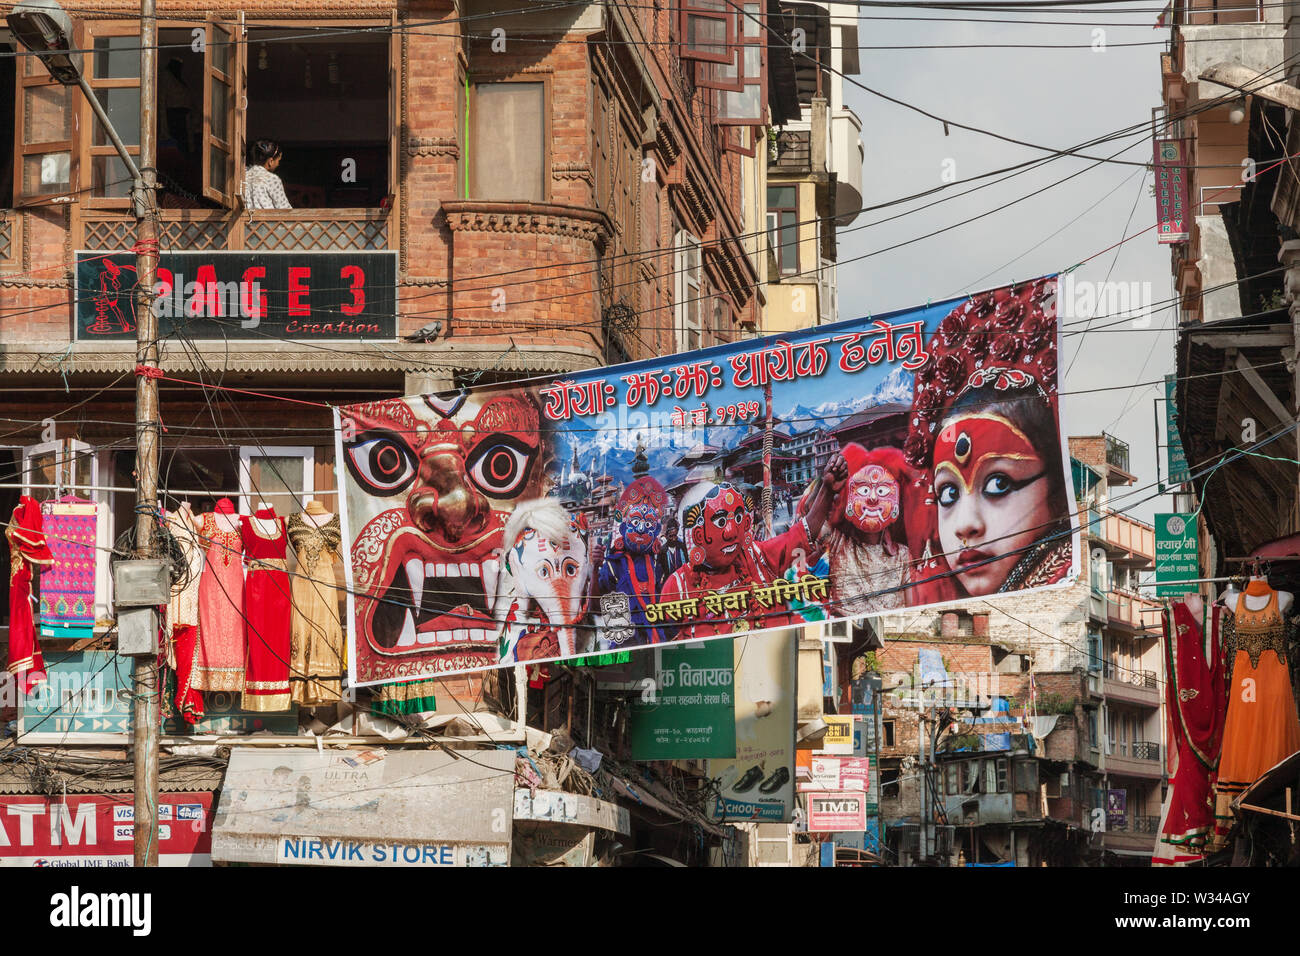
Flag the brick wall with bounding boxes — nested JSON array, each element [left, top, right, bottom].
[[2, 0, 749, 369]]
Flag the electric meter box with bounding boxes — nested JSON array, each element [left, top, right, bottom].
[[113, 559, 172, 607]]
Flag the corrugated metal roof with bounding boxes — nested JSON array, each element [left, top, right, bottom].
[[0, 759, 224, 795]]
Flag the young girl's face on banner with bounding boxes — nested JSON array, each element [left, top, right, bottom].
[[933, 413, 1053, 596]]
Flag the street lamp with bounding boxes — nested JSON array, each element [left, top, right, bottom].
[[5, 0, 79, 84], [7, 0, 163, 869]]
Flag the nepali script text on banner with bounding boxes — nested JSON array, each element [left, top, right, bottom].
[[336, 275, 1078, 686]]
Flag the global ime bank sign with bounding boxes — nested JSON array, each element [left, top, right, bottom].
[[75, 250, 397, 341]]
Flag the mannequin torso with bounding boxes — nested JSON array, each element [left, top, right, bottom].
[[1224, 578, 1294, 616]]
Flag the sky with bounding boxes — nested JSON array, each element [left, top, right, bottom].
[[834, 1, 1175, 523]]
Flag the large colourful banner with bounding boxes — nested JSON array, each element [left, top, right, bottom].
[[337, 276, 1076, 686]]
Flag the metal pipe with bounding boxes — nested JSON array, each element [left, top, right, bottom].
[[75, 71, 142, 183]]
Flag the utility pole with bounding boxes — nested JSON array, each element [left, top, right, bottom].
[[131, 0, 161, 868], [4, 0, 163, 870]]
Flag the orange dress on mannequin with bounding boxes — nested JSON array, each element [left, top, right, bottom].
[[1212, 582, 1300, 845]]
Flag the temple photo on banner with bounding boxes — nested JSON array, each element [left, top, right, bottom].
[[336, 275, 1079, 690]]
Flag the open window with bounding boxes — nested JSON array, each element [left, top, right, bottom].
[[80, 19, 239, 209], [767, 184, 798, 275], [678, 0, 735, 64], [22, 438, 97, 498], [13, 32, 74, 204], [245, 27, 391, 208], [713, 5, 766, 126]]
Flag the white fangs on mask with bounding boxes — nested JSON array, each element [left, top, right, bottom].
[[405, 558, 424, 613], [397, 610, 417, 647]]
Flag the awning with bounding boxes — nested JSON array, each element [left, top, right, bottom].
[[513, 788, 630, 835], [211, 747, 517, 867], [1175, 308, 1297, 566]]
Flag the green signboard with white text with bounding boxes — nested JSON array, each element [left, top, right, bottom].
[[1155, 513, 1198, 596], [629, 641, 736, 760]]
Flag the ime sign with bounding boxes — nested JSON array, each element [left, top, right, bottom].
[[75, 250, 397, 341]]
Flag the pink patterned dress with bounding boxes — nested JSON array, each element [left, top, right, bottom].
[[193, 511, 246, 691]]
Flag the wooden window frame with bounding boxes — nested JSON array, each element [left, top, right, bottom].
[[14, 27, 76, 205], [468, 76, 551, 203], [678, 0, 736, 64], [81, 21, 142, 210], [78, 17, 395, 212], [767, 184, 798, 275], [243, 19, 393, 210], [713, 20, 767, 127], [674, 229, 703, 353]]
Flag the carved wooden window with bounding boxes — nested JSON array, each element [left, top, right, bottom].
[[13, 31, 74, 203]]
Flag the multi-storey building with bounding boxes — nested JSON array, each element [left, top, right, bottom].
[[0, 0, 811, 867], [868, 433, 1167, 866]]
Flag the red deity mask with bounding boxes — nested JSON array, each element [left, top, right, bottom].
[[844, 463, 901, 534], [683, 484, 753, 570], [342, 392, 542, 681]]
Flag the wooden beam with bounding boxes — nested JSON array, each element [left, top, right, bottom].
[[1199, 63, 1300, 113], [1189, 332, 1294, 348], [1235, 352, 1296, 433]]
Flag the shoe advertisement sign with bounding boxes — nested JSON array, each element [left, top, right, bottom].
[[708, 630, 797, 823], [628, 640, 737, 760], [335, 277, 1077, 690]]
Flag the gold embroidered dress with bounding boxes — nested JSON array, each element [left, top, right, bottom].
[[287, 512, 345, 704]]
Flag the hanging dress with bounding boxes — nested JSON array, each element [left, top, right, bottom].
[[194, 511, 246, 692], [39, 496, 97, 640], [167, 505, 207, 722], [1212, 585, 1300, 845], [287, 513, 345, 705], [1152, 598, 1226, 865], [6, 496, 53, 694], [241, 510, 293, 711]]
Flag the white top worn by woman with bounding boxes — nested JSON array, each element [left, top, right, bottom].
[[242, 164, 291, 210]]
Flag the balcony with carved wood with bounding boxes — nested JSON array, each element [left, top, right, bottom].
[[80, 209, 391, 252]]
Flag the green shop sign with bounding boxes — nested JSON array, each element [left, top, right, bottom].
[[629, 641, 736, 760], [1155, 512, 1198, 596]]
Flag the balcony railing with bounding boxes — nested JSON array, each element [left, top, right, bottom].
[[81, 209, 391, 252], [1131, 741, 1162, 762], [1107, 591, 1163, 634], [771, 130, 812, 172], [1099, 511, 1155, 562], [1103, 431, 1130, 474]]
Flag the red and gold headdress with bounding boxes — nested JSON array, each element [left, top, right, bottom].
[[902, 277, 1060, 600]]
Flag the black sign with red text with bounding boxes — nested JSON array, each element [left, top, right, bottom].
[[75, 250, 397, 341]]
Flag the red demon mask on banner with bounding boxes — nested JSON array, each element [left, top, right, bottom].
[[343, 391, 542, 681], [682, 483, 754, 570]]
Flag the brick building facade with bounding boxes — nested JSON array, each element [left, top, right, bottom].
[[0, 0, 776, 711]]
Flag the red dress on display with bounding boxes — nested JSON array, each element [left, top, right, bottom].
[[194, 505, 246, 692], [241, 510, 292, 711], [1153, 598, 1226, 865], [6, 496, 54, 694]]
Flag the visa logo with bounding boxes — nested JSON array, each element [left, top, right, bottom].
[[113, 807, 134, 823]]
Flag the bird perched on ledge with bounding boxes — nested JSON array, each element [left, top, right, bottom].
[[404, 320, 442, 343]]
